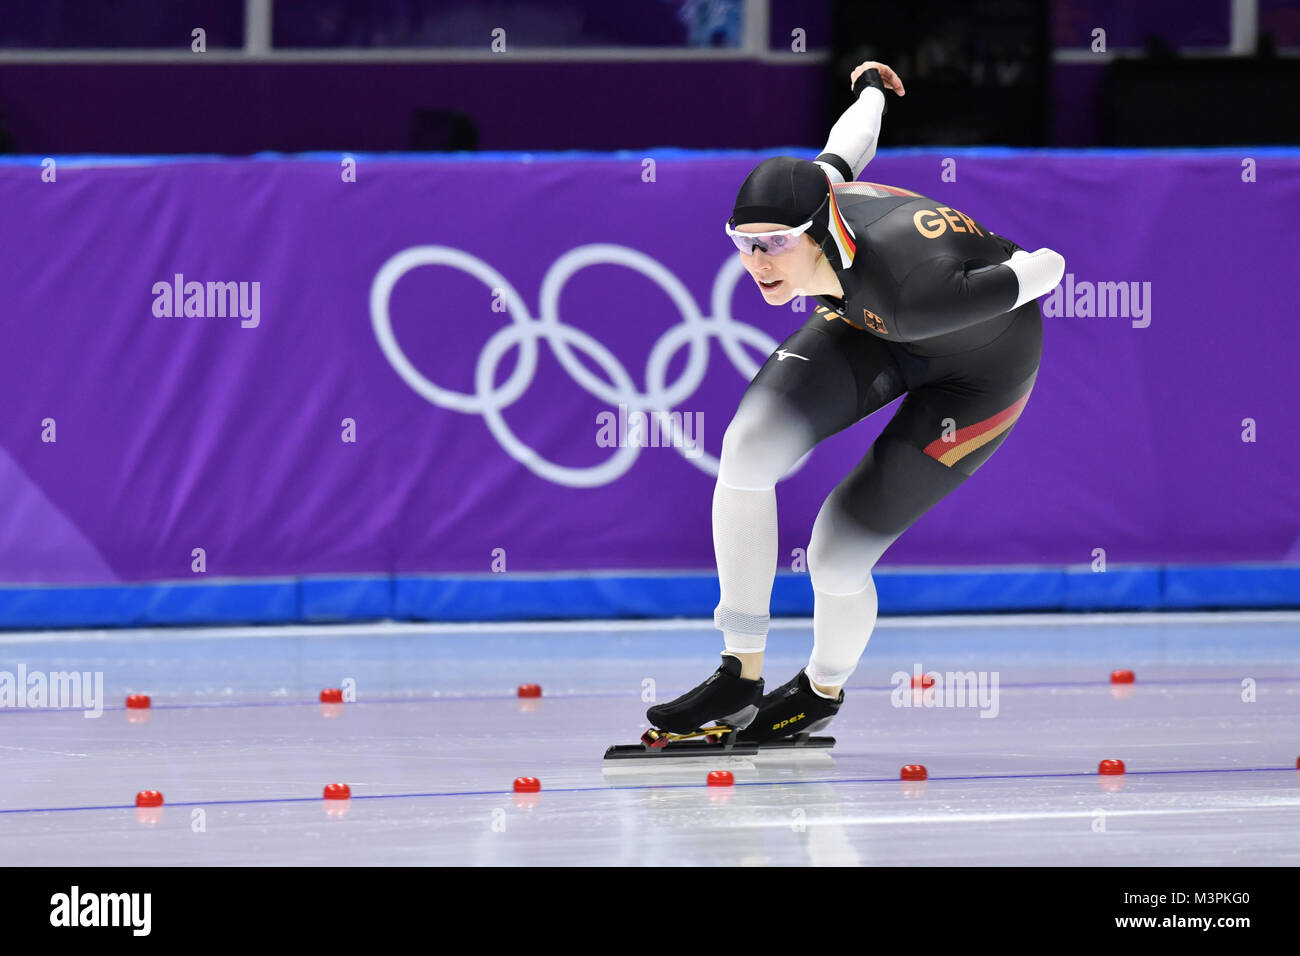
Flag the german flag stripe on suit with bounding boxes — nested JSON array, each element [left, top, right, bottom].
[[922, 388, 1032, 467]]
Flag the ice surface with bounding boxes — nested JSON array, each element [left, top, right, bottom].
[[1, 612, 1297, 866]]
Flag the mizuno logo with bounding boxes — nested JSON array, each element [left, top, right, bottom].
[[775, 349, 808, 362]]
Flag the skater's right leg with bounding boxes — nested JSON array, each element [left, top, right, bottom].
[[712, 318, 907, 666], [645, 386, 811, 732], [713, 387, 814, 677]]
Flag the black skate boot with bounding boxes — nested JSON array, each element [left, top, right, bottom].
[[644, 654, 764, 738], [735, 666, 843, 744]]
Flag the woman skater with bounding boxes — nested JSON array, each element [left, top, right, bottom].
[[646, 62, 1064, 744]]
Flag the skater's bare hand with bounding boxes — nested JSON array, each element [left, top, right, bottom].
[[850, 61, 905, 97]]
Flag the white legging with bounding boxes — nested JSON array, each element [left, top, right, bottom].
[[713, 388, 900, 687]]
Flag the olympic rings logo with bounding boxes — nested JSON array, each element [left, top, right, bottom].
[[369, 244, 812, 488]]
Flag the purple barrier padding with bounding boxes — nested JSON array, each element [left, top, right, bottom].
[[0, 150, 1297, 586]]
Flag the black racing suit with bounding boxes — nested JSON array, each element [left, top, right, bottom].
[[743, 180, 1042, 540]]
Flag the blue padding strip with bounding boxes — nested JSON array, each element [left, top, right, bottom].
[[0, 580, 299, 629], [0, 564, 1295, 629], [300, 576, 392, 622], [1163, 564, 1300, 609]]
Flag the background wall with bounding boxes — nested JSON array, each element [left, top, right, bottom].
[[0, 0, 1296, 626]]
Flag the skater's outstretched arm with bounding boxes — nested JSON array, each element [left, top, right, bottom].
[[813, 61, 904, 185]]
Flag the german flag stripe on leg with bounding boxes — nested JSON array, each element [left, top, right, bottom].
[[922, 389, 1032, 467]]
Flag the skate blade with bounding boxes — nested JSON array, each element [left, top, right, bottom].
[[601, 752, 758, 777], [601, 736, 836, 776]]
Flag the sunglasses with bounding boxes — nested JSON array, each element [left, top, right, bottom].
[[724, 192, 829, 256], [723, 220, 815, 256]]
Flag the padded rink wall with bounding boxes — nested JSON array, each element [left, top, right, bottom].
[[1, 148, 1297, 628]]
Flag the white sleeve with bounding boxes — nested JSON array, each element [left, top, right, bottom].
[[1005, 248, 1066, 309], [816, 86, 886, 182]]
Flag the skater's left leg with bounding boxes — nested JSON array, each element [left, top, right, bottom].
[[738, 379, 1036, 744], [806, 366, 1040, 697], [805, 433, 970, 696]]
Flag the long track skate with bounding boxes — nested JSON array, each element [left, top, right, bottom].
[[603, 723, 835, 761]]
